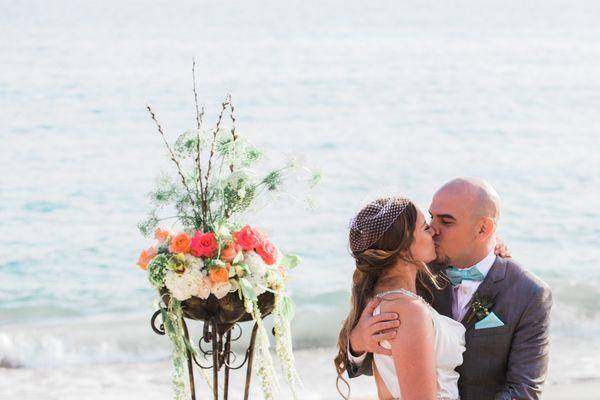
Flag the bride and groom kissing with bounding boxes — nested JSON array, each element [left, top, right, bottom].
[[334, 177, 552, 400]]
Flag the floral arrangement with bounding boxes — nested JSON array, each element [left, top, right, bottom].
[[135, 65, 317, 400], [137, 224, 294, 304]]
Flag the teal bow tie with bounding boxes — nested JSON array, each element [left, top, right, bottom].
[[446, 267, 485, 286]]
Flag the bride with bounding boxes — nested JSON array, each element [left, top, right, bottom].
[[334, 197, 465, 400]]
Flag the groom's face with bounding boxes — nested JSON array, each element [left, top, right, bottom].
[[428, 189, 478, 268]]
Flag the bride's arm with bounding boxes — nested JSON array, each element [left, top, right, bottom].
[[383, 299, 437, 400]]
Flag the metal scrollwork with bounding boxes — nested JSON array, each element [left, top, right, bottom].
[[150, 312, 259, 400], [150, 310, 166, 335]]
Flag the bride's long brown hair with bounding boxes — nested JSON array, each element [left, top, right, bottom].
[[334, 198, 444, 399]]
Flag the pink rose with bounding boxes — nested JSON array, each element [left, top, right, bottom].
[[190, 232, 219, 258], [233, 225, 262, 251], [256, 240, 278, 265]]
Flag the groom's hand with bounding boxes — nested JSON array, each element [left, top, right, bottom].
[[494, 236, 511, 258], [348, 297, 400, 357]]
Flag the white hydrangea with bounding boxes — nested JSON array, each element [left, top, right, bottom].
[[218, 225, 231, 241], [211, 280, 233, 299], [243, 251, 268, 295], [165, 267, 207, 301], [185, 254, 204, 272]]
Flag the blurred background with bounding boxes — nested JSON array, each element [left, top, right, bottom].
[[1, 0, 599, 398]]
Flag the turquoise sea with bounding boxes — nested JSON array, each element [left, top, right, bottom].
[[1, 0, 599, 398]]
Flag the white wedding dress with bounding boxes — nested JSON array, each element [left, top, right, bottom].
[[373, 289, 466, 400]]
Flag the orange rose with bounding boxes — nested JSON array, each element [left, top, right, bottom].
[[210, 266, 230, 283], [154, 227, 173, 243], [137, 247, 157, 270], [169, 232, 191, 254], [221, 243, 242, 263]]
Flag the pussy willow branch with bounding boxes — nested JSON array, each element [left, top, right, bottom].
[[146, 105, 200, 224], [204, 95, 231, 222], [228, 95, 238, 173], [192, 60, 208, 228]]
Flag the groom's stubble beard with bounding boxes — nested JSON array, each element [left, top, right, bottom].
[[434, 242, 452, 267], [435, 253, 452, 267]]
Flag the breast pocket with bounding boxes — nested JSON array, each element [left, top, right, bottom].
[[470, 324, 510, 337]]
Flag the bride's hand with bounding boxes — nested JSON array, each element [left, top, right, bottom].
[[494, 236, 511, 258], [348, 297, 400, 357]]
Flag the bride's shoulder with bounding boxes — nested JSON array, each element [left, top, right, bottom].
[[378, 293, 430, 320]]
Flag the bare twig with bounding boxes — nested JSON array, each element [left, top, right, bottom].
[[146, 105, 199, 222]]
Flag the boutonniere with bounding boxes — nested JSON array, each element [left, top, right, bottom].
[[466, 292, 494, 324]]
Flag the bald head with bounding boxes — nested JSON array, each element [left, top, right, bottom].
[[436, 177, 501, 223]]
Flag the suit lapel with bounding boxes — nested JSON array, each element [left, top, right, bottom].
[[432, 279, 454, 319], [461, 256, 507, 329], [427, 265, 454, 319]]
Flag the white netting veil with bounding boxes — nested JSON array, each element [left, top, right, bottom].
[[348, 197, 411, 254]]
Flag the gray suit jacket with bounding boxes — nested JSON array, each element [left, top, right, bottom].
[[346, 257, 552, 400]]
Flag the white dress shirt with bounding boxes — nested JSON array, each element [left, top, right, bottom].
[[347, 245, 497, 365], [451, 247, 496, 321]]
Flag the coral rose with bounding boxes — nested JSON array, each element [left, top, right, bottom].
[[137, 247, 157, 270], [210, 266, 230, 283], [233, 225, 262, 251], [255, 241, 278, 265], [154, 227, 173, 243], [278, 265, 287, 278], [221, 243, 242, 263], [190, 232, 219, 257], [169, 232, 191, 254]]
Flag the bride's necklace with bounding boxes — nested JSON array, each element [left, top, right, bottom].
[[375, 288, 430, 307]]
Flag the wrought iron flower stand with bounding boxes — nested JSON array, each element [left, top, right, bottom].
[[150, 291, 275, 400]]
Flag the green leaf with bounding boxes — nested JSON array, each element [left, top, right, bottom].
[[280, 296, 296, 321], [239, 277, 257, 300], [228, 266, 236, 278], [280, 254, 302, 269], [237, 263, 251, 276], [208, 259, 226, 268], [232, 251, 244, 265]]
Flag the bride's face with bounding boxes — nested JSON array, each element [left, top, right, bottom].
[[409, 210, 437, 263]]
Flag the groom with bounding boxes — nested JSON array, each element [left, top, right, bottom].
[[346, 178, 552, 400]]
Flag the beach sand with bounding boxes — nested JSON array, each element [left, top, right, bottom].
[[2, 347, 598, 399]]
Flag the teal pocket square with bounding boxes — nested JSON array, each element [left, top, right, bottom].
[[475, 312, 504, 329]]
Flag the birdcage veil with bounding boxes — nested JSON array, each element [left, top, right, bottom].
[[348, 197, 411, 253]]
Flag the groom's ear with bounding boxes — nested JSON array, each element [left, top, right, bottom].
[[477, 217, 496, 241]]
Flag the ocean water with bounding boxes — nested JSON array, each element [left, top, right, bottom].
[[1, 0, 599, 397]]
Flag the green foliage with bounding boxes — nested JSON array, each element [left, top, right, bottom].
[[173, 128, 208, 159], [150, 174, 178, 207], [148, 254, 169, 288], [138, 210, 159, 237], [280, 254, 302, 269], [239, 277, 257, 300], [262, 170, 282, 191], [279, 295, 296, 321]]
